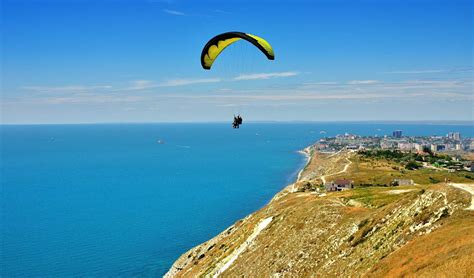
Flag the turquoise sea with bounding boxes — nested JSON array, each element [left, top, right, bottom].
[[1, 123, 473, 276]]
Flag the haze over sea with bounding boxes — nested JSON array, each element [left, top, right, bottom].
[[1, 123, 473, 276]]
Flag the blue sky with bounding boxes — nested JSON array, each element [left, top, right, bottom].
[[2, 0, 473, 123]]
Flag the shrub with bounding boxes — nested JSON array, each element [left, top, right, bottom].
[[405, 160, 422, 170], [429, 177, 440, 184]]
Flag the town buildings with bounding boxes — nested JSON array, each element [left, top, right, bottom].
[[315, 131, 472, 153], [392, 130, 403, 138]]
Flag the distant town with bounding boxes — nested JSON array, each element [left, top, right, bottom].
[[317, 130, 473, 154], [314, 130, 474, 185]]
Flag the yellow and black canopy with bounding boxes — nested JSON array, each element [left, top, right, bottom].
[[201, 32, 274, 70]]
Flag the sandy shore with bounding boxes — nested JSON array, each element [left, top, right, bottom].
[[296, 146, 313, 181]]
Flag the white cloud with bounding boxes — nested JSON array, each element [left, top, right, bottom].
[[22, 85, 112, 93], [401, 80, 462, 85], [10, 77, 473, 111], [303, 79, 469, 89], [24, 71, 299, 94], [22, 78, 223, 95], [128, 80, 156, 90], [119, 78, 221, 91], [347, 80, 379, 85], [19, 76, 470, 107], [216, 103, 238, 107], [159, 78, 221, 87], [383, 68, 474, 74], [159, 92, 471, 101], [163, 9, 185, 16], [38, 95, 146, 105], [304, 82, 339, 85], [216, 88, 233, 92], [234, 72, 298, 81], [383, 69, 445, 74]]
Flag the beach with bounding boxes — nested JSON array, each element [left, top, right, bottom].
[[296, 146, 312, 181]]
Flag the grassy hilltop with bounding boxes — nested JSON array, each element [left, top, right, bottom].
[[165, 150, 474, 277]]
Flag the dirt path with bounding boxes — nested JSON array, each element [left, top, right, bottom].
[[449, 183, 474, 210], [321, 156, 352, 184]]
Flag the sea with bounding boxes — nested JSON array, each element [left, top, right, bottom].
[[1, 122, 473, 276]]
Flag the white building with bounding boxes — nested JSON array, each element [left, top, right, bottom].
[[414, 143, 426, 152], [392, 179, 414, 186], [398, 142, 414, 151], [447, 132, 461, 141], [325, 179, 354, 191]]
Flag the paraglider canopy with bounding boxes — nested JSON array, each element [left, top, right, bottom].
[[200, 32, 274, 70]]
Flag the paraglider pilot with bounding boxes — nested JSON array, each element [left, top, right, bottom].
[[233, 115, 243, 129]]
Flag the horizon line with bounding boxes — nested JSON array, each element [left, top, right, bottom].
[[1, 120, 473, 126]]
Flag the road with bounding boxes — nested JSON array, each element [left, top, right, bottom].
[[449, 183, 474, 210]]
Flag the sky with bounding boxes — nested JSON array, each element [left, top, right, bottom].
[[1, 0, 473, 124]]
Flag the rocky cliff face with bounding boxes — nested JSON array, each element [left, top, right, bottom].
[[165, 152, 474, 277]]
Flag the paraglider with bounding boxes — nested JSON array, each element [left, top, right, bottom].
[[200, 32, 274, 70], [201, 32, 274, 128]]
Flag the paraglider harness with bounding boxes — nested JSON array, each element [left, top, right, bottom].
[[232, 115, 243, 129]]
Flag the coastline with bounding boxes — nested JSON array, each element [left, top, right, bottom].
[[296, 146, 313, 182], [164, 142, 474, 277], [165, 142, 319, 277]]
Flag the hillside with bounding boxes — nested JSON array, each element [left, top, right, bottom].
[[165, 149, 474, 277]]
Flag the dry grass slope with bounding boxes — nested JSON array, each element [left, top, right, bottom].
[[366, 211, 474, 277], [165, 150, 474, 277]]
